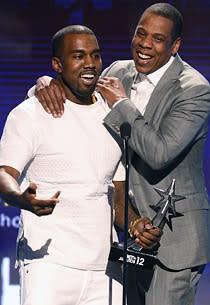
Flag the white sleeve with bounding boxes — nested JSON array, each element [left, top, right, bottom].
[[27, 76, 52, 97], [112, 98, 127, 108], [27, 85, 36, 98], [0, 102, 38, 173], [113, 161, 125, 181]]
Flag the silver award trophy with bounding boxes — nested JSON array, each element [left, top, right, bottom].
[[109, 178, 185, 269]]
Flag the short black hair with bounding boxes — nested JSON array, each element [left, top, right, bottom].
[[144, 3, 183, 41], [52, 25, 95, 57]]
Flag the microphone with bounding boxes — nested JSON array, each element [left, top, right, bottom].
[[120, 122, 131, 140], [119, 122, 131, 305]]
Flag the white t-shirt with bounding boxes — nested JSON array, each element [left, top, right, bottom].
[[0, 93, 124, 270]]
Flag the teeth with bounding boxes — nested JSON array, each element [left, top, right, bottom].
[[138, 53, 151, 59], [81, 74, 94, 79]]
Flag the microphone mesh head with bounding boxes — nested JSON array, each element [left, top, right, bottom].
[[120, 122, 131, 139]]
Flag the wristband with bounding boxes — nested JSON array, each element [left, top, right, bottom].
[[128, 217, 142, 237]]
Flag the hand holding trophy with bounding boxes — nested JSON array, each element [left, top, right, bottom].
[[109, 179, 185, 269]]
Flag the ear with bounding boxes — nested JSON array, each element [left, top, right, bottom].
[[171, 37, 181, 56], [52, 57, 63, 73]]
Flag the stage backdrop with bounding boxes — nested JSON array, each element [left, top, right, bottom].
[[0, 1, 210, 305]]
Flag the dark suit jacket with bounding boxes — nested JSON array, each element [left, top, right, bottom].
[[102, 54, 210, 270]]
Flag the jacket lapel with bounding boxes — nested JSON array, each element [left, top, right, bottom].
[[122, 64, 136, 98], [144, 55, 184, 123]]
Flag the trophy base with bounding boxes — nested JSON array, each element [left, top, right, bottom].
[[109, 239, 158, 270]]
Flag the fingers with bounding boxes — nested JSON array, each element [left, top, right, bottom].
[[97, 78, 110, 86], [36, 88, 53, 114], [96, 77, 127, 106], [35, 79, 65, 118], [23, 185, 61, 216], [38, 87, 63, 118], [27, 182, 37, 194], [135, 228, 162, 249], [133, 217, 162, 249], [133, 217, 152, 235], [97, 77, 121, 89], [100, 76, 118, 82], [51, 190, 61, 199], [35, 203, 57, 216], [35, 193, 60, 209], [48, 80, 65, 117], [32, 197, 59, 216]]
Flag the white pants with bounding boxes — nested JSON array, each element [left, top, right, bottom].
[[19, 261, 123, 305]]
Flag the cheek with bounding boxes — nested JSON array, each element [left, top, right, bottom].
[[155, 43, 172, 56], [131, 37, 138, 48], [63, 67, 72, 77], [62, 69, 77, 85], [63, 63, 78, 76], [64, 59, 81, 72], [95, 61, 102, 73]]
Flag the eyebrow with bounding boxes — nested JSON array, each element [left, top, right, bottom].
[[137, 27, 167, 39], [136, 26, 166, 38]]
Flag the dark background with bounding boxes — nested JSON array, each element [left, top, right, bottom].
[[0, 1, 210, 304]]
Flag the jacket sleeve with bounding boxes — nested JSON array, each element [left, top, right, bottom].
[[104, 83, 210, 170]]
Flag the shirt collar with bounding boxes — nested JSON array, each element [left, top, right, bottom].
[[133, 55, 175, 86]]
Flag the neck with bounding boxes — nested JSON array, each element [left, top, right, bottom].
[[67, 93, 93, 105], [58, 76, 94, 105]]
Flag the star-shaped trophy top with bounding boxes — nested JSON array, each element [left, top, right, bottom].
[[150, 179, 185, 230]]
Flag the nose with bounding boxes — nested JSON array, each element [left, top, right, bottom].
[[84, 55, 95, 68], [139, 35, 152, 49]]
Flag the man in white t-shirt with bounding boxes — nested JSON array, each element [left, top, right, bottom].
[[0, 25, 161, 305]]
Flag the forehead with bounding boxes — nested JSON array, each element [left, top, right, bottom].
[[137, 11, 174, 37], [62, 33, 99, 52]]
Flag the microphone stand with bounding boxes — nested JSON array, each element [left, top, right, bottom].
[[120, 122, 131, 305]]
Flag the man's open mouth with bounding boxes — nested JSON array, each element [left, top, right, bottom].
[[80, 72, 97, 85], [137, 51, 153, 60]]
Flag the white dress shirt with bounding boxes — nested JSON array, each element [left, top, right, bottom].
[[131, 56, 175, 114]]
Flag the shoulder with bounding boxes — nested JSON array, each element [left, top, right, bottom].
[[178, 57, 210, 89], [165, 55, 210, 101], [180, 63, 210, 102], [9, 96, 47, 120], [5, 96, 52, 134], [101, 60, 135, 77], [10, 96, 37, 113]]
